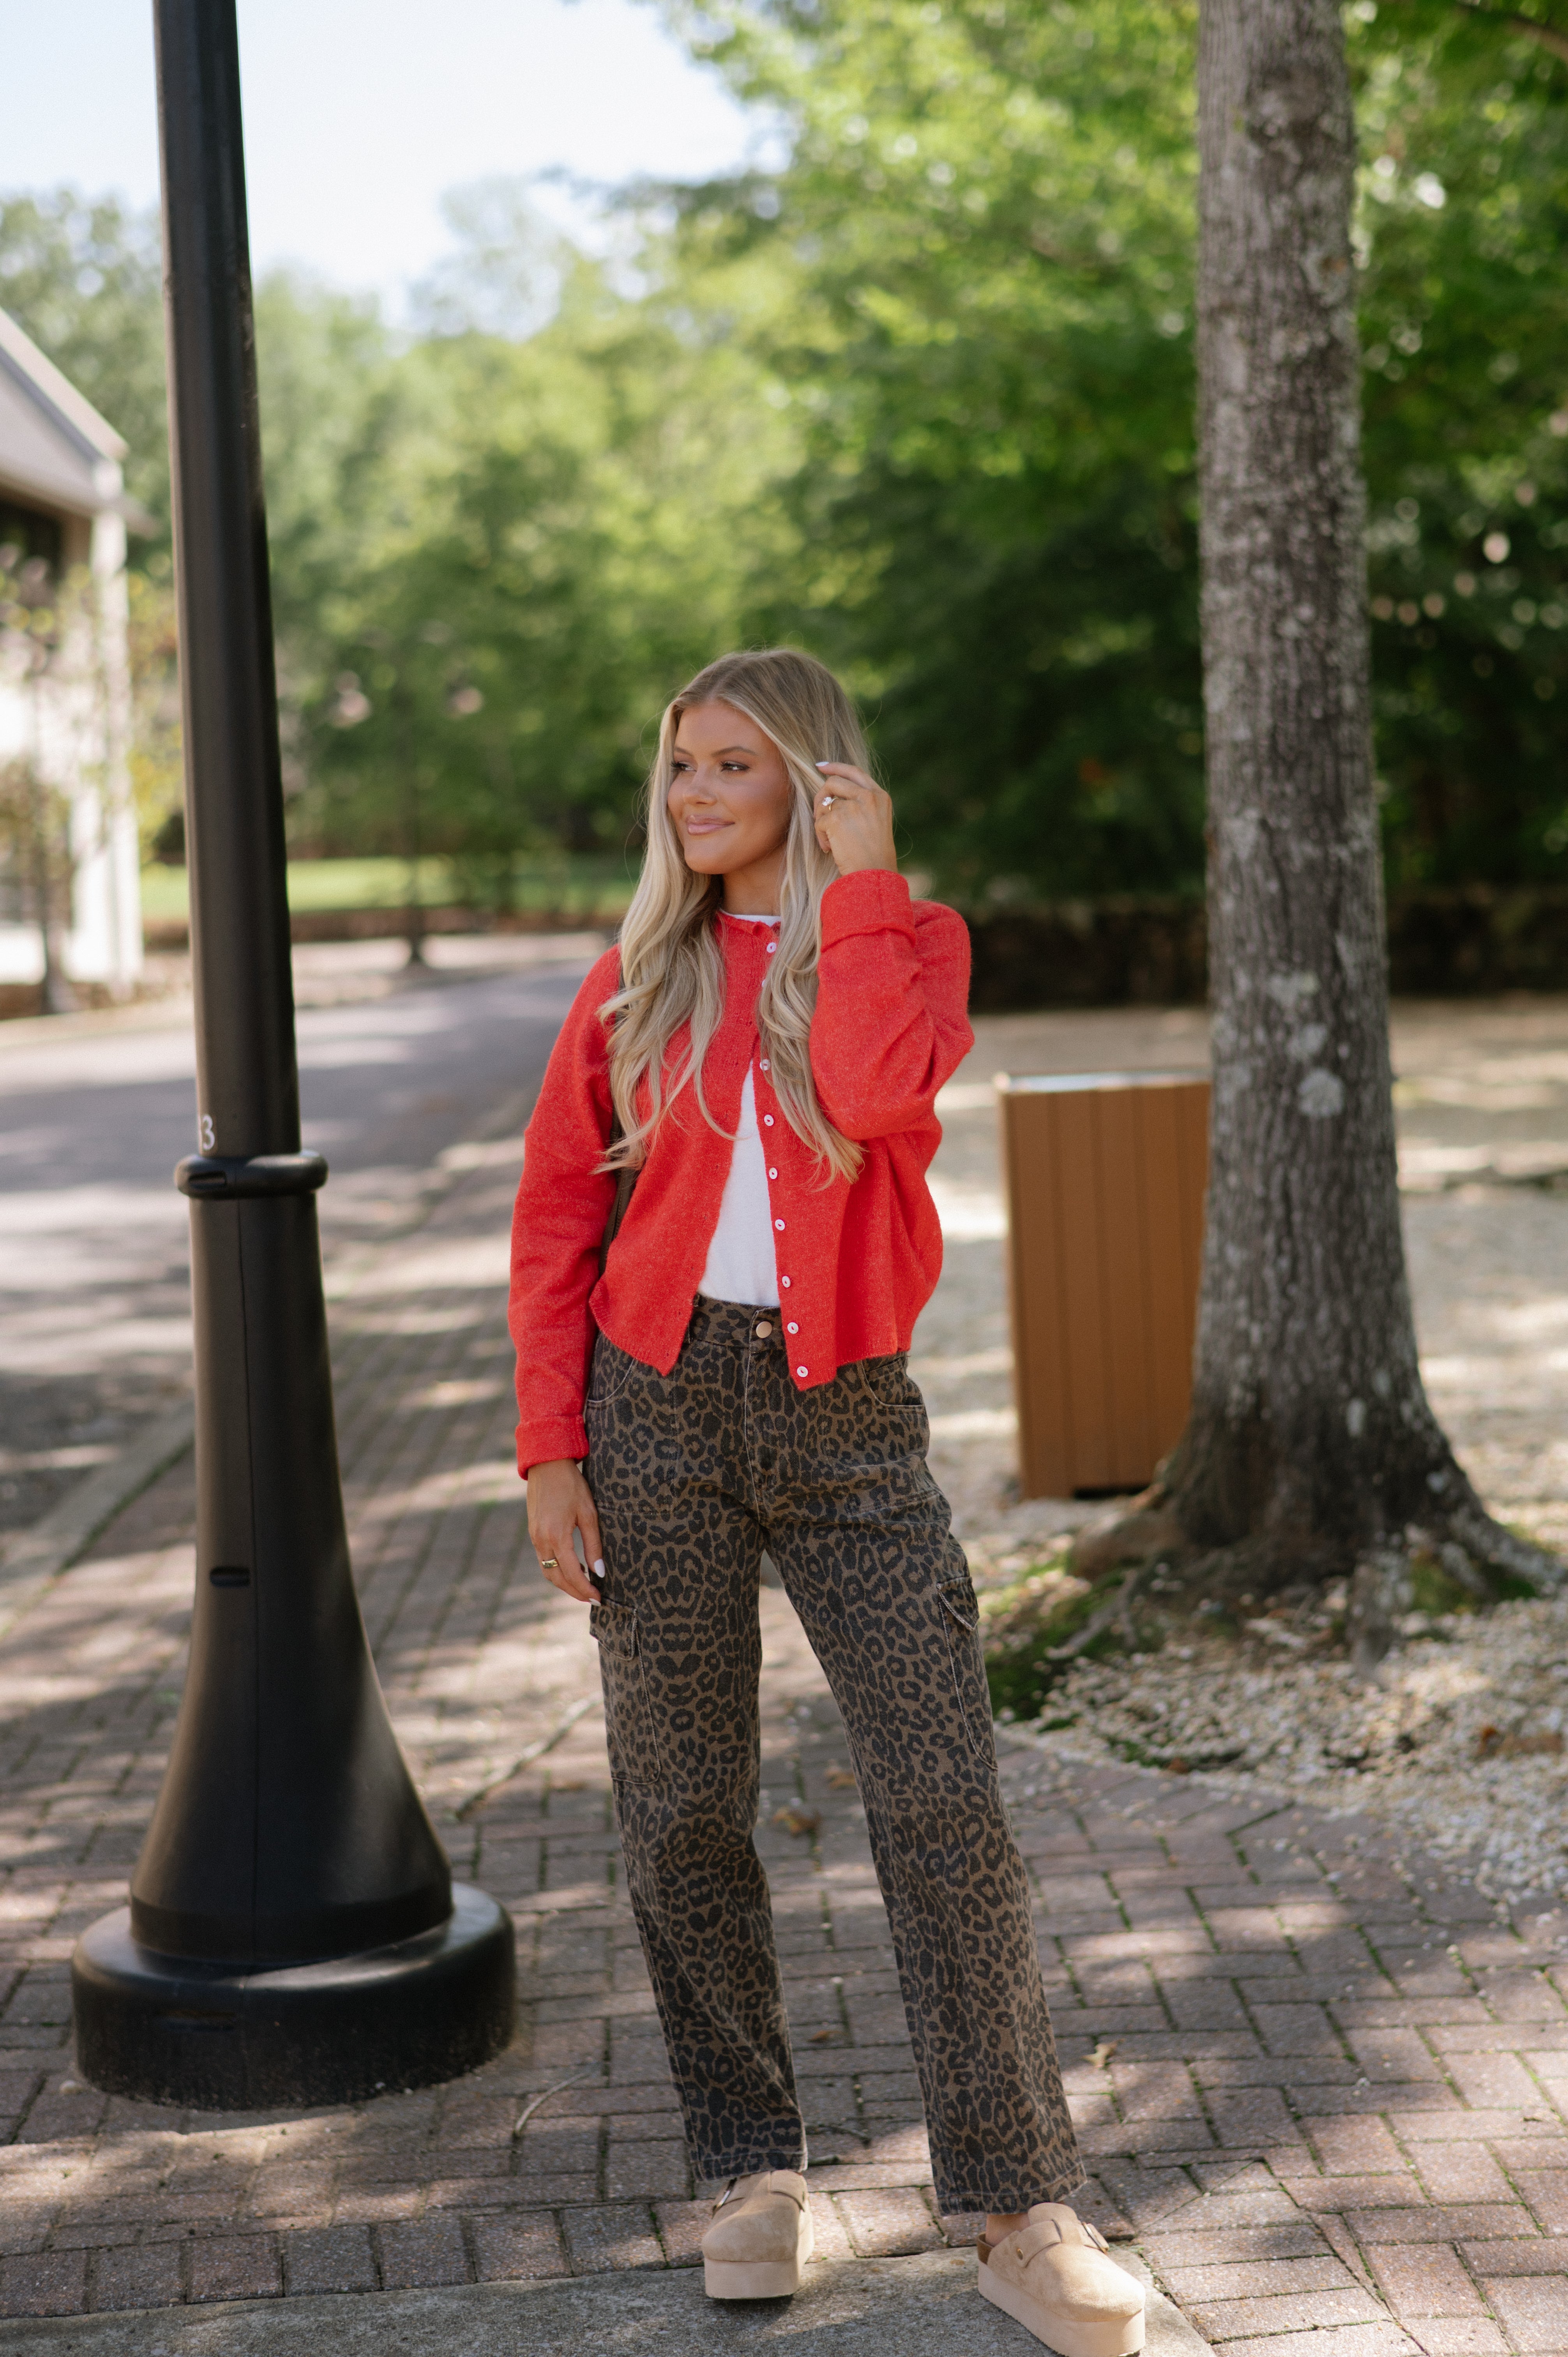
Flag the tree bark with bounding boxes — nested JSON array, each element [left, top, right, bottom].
[[1132, 0, 1554, 1604]]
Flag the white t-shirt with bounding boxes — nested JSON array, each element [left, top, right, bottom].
[[699, 916, 780, 1308]]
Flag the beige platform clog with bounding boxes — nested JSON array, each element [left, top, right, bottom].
[[977, 2203, 1146, 2357], [701, 2168, 814, 2299]]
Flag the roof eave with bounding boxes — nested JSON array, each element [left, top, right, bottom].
[[0, 305, 131, 465]]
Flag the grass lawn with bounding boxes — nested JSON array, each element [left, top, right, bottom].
[[139, 856, 638, 923]]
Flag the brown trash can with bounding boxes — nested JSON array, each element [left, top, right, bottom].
[[997, 1071, 1210, 1499]]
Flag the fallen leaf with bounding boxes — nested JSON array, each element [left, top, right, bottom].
[[1476, 1727, 1563, 1760], [824, 1765, 858, 1790], [774, 1806, 821, 1838], [1089, 2039, 1119, 2070], [1164, 1757, 1192, 1776], [810, 2028, 838, 2044]]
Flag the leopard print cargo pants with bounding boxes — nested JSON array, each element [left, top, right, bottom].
[[583, 1294, 1084, 2214]]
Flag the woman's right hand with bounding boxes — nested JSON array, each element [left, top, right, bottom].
[[524, 1459, 604, 1602]]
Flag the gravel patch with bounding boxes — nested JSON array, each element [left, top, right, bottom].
[[1021, 1595, 1568, 1906]]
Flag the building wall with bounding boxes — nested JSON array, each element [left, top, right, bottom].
[[0, 484, 141, 993]]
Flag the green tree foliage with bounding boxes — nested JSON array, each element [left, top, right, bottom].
[[252, 274, 403, 650], [0, 180, 793, 887], [297, 240, 796, 893], [666, 0, 1568, 897], [1351, 1, 1568, 883], [7, 0, 1568, 901], [670, 0, 1208, 901]]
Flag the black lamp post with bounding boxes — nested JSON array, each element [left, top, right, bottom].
[[70, 0, 514, 2109]]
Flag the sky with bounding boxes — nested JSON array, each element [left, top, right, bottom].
[[1, 0, 761, 307]]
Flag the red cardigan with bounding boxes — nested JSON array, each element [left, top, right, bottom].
[[509, 869, 973, 1473]]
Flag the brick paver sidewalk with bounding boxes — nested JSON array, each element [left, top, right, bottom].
[[0, 1126, 1565, 2348]]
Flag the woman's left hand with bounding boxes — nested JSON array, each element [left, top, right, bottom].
[[814, 763, 897, 877]]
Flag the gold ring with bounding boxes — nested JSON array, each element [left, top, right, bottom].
[[539, 1555, 559, 1569]]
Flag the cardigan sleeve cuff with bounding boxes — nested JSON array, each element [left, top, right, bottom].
[[517, 1417, 589, 1477], [819, 868, 915, 945]]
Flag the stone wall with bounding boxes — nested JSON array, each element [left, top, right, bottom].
[[965, 885, 1568, 1011]]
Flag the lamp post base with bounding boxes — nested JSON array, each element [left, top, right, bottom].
[[71, 1883, 515, 2111]]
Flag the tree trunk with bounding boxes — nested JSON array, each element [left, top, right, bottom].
[[1080, 0, 1556, 1618]]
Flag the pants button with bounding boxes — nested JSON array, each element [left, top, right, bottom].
[[754, 1320, 773, 1338]]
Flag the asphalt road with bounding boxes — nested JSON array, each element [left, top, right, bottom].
[[0, 942, 597, 1536]]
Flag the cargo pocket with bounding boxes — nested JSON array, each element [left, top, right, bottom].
[[936, 1568, 991, 1758], [589, 1601, 665, 1792]]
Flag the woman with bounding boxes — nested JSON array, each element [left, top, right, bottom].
[[509, 648, 1143, 2354]]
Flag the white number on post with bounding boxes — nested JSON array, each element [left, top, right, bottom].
[[199, 1113, 216, 1152]]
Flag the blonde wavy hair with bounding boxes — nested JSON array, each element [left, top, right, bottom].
[[601, 648, 872, 1183]]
